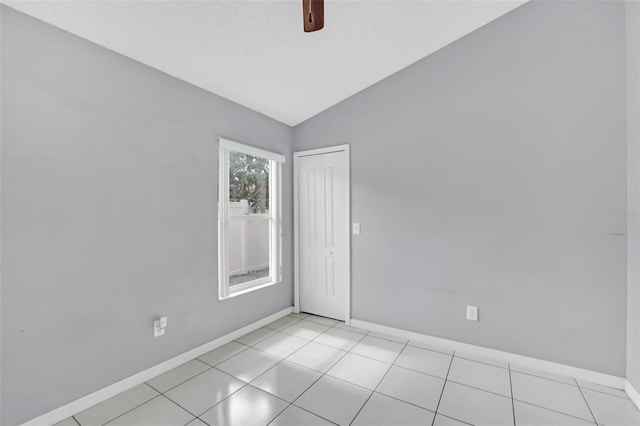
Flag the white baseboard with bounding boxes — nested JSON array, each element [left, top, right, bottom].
[[626, 380, 640, 410], [350, 319, 626, 390], [21, 307, 293, 426]]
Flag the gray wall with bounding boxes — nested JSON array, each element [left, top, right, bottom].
[[0, 6, 293, 425], [1, 1, 634, 424], [627, 0, 640, 391], [294, 0, 628, 376]]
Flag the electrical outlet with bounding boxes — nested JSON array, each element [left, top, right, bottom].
[[153, 319, 165, 337], [466, 305, 478, 322], [160, 316, 167, 328]]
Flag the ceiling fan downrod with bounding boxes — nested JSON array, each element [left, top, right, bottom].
[[303, 0, 324, 32]]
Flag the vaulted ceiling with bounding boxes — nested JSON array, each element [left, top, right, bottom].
[[4, 0, 526, 126]]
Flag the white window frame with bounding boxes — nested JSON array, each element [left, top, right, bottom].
[[218, 137, 284, 300]]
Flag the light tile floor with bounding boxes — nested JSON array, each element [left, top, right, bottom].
[[57, 314, 640, 426]]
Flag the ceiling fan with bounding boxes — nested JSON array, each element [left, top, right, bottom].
[[303, 0, 324, 32]]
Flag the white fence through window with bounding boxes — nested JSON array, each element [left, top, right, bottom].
[[229, 200, 270, 286]]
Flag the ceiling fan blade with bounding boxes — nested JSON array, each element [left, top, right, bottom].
[[303, 0, 324, 32]]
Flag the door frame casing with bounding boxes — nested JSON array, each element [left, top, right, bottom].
[[293, 144, 351, 325]]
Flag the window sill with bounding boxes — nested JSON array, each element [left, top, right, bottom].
[[219, 279, 281, 301]]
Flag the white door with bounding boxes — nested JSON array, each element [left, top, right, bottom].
[[296, 148, 349, 320]]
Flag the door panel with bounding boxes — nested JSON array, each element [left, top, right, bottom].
[[298, 150, 348, 320]]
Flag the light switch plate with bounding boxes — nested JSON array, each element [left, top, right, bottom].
[[352, 223, 361, 235], [466, 305, 478, 322]]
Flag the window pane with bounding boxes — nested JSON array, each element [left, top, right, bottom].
[[218, 138, 282, 300], [229, 151, 270, 214], [229, 218, 270, 287]]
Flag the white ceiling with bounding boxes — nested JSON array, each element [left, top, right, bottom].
[[4, 0, 526, 126]]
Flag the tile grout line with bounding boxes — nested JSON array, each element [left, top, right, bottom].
[[576, 384, 632, 400], [346, 339, 410, 426], [300, 332, 370, 353], [255, 318, 363, 358], [152, 344, 249, 394], [189, 381, 254, 424], [144, 362, 214, 395], [286, 329, 366, 424], [431, 350, 456, 426], [162, 365, 259, 421], [279, 318, 335, 340], [327, 342, 403, 366], [267, 316, 359, 424], [158, 393, 205, 424], [442, 358, 589, 425], [435, 413, 475, 426], [234, 327, 278, 346], [575, 380, 599, 425], [290, 326, 367, 400], [249, 332, 316, 378], [98, 393, 165, 426], [144, 382, 164, 394], [265, 315, 368, 425], [197, 343, 251, 367], [454, 354, 509, 370], [82, 363, 222, 425], [162, 375, 237, 421], [242, 314, 366, 383], [374, 388, 441, 412], [442, 378, 518, 400], [296, 324, 461, 373], [77, 314, 599, 426], [512, 398, 600, 424], [245, 318, 357, 376], [272, 405, 339, 426], [193, 382, 294, 426], [244, 384, 293, 425], [510, 366, 628, 396], [318, 370, 390, 393], [80, 315, 581, 426], [510, 369, 579, 387], [173, 316, 517, 426], [246, 328, 334, 423], [509, 363, 516, 426], [510, 370, 606, 421], [59, 314, 623, 426], [69, 317, 379, 426]]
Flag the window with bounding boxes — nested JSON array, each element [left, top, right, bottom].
[[218, 138, 284, 299]]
